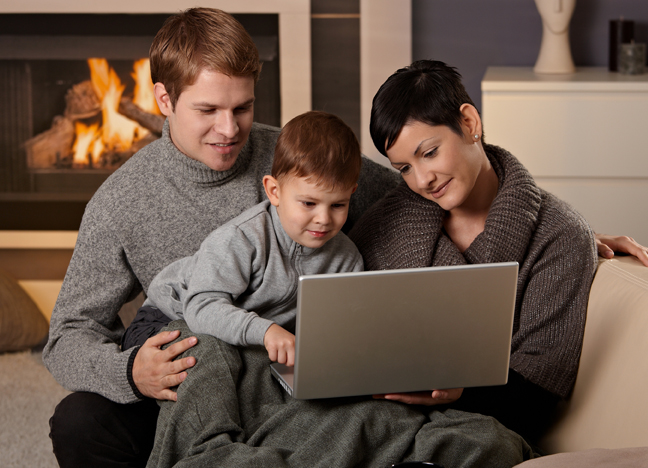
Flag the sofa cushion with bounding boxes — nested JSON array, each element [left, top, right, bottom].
[[515, 447, 648, 467], [540, 257, 648, 452], [0, 269, 49, 352]]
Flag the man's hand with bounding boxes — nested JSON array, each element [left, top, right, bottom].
[[595, 234, 648, 267], [263, 324, 295, 367], [373, 388, 464, 406], [132, 330, 198, 401]]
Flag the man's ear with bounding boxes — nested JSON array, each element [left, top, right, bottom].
[[154, 82, 173, 117], [459, 103, 482, 142], [263, 175, 281, 206]]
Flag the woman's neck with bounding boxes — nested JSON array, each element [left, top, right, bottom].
[[443, 157, 499, 252]]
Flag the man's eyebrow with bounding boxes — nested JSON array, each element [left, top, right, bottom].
[[192, 97, 256, 108]]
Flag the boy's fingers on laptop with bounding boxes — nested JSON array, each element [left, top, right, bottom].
[[264, 324, 296, 366]]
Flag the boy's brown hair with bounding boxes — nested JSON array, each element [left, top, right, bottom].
[[272, 111, 362, 190], [150, 7, 261, 108]]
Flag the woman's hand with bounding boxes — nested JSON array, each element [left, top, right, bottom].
[[595, 234, 648, 267], [373, 388, 463, 406]]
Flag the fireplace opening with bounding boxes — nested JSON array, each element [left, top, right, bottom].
[[0, 13, 280, 230]]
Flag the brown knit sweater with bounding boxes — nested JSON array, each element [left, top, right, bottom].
[[349, 144, 597, 398]]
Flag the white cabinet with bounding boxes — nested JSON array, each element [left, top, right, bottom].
[[482, 67, 648, 245]]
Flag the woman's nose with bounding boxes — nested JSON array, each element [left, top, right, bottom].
[[414, 166, 435, 190]]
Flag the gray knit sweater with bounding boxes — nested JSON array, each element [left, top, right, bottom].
[[144, 200, 363, 346], [349, 145, 597, 398], [44, 121, 399, 404]]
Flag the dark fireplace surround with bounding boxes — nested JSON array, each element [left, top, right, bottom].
[[0, 13, 280, 230]]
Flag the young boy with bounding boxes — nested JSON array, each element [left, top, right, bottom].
[[140, 111, 363, 366]]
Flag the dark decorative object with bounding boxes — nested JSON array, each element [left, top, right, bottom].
[[609, 18, 634, 71]]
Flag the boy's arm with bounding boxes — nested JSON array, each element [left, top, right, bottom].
[[180, 227, 276, 347]]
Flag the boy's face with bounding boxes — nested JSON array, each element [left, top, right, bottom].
[[154, 68, 255, 171], [263, 175, 357, 249]]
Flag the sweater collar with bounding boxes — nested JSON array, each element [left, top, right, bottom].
[[361, 144, 542, 269], [269, 204, 318, 257], [159, 119, 254, 186]]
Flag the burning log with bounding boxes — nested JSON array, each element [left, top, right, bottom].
[[64, 80, 101, 120], [118, 98, 165, 136], [24, 116, 75, 169]]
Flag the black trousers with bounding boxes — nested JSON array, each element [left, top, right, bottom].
[[50, 306, 169, 468], [50, 392, 160, 468]]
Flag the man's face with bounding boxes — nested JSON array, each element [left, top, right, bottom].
[[263, 175, 357, 249], [155, 69, 255, 171]]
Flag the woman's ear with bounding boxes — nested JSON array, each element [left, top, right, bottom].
[[263, 175, 281, 206], [459, 103, 482, 142], [154, 82, 173, 117]]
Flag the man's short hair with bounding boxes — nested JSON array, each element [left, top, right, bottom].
[[272, 111, 362, 191], [370, 60, 479, 156], [150, 7, 261, 108]]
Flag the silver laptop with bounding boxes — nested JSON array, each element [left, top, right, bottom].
[[270, 262, 518, 400]]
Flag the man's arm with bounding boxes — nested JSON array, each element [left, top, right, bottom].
[[43, 210, 196, 403]]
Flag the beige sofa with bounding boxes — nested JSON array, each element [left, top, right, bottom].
[[517, 256, 648, 466]]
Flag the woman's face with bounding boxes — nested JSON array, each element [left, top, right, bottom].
[[386, 119, 485, 213]]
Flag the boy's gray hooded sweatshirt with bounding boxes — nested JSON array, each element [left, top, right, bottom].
[[144, 201, 364, 345]]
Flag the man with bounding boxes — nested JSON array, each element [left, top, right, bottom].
[[45, 8, 399, 467]]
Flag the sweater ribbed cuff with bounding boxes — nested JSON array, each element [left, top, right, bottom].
[[126, 346, 146, 400]]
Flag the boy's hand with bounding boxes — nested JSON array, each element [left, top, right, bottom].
[[263, 324, 295, 367]]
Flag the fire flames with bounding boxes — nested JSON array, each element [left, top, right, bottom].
[[72, 58, 160, 167]]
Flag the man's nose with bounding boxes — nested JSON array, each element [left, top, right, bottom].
[[213, 111, 239, 139]]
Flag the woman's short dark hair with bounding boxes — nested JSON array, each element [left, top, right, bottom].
[[370, 60, 478, 156]]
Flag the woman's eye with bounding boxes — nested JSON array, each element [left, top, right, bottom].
[[423, 148, 438, 158], [399, 165, 412, 175]]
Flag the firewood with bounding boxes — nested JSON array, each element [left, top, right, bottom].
[[118, 98, 165, 135], [24, 116, 75, 169], [64, 80, 101, 120]]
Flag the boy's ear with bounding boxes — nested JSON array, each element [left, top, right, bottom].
[[263, 175, 281, 206], [154, 82, 173, 117]]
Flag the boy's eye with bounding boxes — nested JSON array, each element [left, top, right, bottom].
[[331, 203, 346, 209], [301, 201, 315, 207]]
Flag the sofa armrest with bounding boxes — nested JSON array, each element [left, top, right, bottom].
[[539, 257, 648, 453]]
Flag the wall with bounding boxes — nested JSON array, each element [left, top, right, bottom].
[[412, 0, 648, 111]]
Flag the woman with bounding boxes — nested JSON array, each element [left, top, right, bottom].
[[349, 60, 599, 443]]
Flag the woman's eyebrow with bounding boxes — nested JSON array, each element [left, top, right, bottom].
[[414, 137, 436, 155]]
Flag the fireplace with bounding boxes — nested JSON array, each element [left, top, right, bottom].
[[0, 12, 281, 230]]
